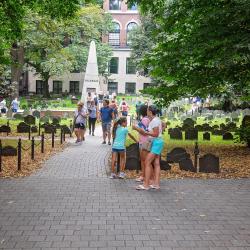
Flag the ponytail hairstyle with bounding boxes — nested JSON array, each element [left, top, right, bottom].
[[112, 117, 127, 140]]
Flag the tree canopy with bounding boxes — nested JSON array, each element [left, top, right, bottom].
[[128, 0, 250, 106]]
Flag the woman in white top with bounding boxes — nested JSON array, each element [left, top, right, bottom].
[[74, 102, 88, 143], [133, 105, 164, 190]]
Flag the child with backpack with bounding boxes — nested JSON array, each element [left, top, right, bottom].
[[110, 117, 137, 179]]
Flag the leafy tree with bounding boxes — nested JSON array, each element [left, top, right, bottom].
[[128, 0, 250, 106], [23, 5, 112, 97]]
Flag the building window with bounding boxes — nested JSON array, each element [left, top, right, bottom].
[[108, 81, 118, 94], [53, 81, 62, 94], [127, 22, 138, 45], [108, 22, 120, 46], [126, 58, 136, 74], [36, 80, 44, 95], [128, 4, 137, 10], [125, 82, 136, 94], [69, 81, 79, 94], [109, 0, 122, 10], [109, 57, 119, 74]]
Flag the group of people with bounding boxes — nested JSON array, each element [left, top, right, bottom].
[[74, 95, 165, 190], [0, 97, 19, 114]]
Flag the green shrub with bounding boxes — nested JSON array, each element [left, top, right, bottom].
[[235, 126, 250, 147]]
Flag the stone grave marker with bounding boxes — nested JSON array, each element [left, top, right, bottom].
[[0, 125, 11, 134], [17, 122, 30, 133], [2, 146, 17, 156], [194, 124, 203, 131], [52, 117, 61, 125], [32, 110, 41, 119], [226, 122, 237, 131], [13, 113, 23, 120], [44, 124, 56, 134], [40, 116, 50, 123], [168, 128, 173, 134], [242, 115, 250, 127], [24, 115, 36, 125], [201, 123, 211, 131], [166, 147, 190, 163], [212, 129, 225, 136], [179, 158, 196, 172], [183, 118, 195, 128], [125, 143, 140, 170], [223, 132, 234, 140], [185, 128, 198, 140], [199, 154, 220, 173], [203, 132, 210, 140], [170, 128, 183, 140], [160, 159, 171, 171], [61, 125, 72, 135], [31, 126, 38, 133]]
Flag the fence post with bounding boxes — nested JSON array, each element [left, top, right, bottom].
[[28, 126, 31, 140], [194, 141, 199, 172], [41, 133, 44, 153], [38, 123, 41, 136], [60, 128, 63, 144], [31, 136, 35, 160], [52, 131, 55, 148], [17, 138, 21, 171], [0, 139, 2, 172]]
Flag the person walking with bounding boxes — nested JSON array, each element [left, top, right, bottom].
[[133, 105, 164, 190], [120, 101, 129, 116], [74, 102, 88, 144], [110, 117, 137, 179], [11, 97, 19, 113], [99, 99, 114, 145], [88, 100, 97, 136]]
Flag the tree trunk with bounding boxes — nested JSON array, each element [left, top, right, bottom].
[[10, 43, 24, 97], [43, 77, 50, 98]]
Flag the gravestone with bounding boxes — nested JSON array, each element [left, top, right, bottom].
[[203, 132, 210, 141], [183, 118, 195, 128], [0, 125, 11, 133], [201, 123, 211, 131], [61, 125, 71, 135], [223, 132, 234, 140], [179, 158, 196, 172], [31, 126, 38, 133], [125, 143, 140, 170], [32, 110, 41, 119], [170, 128, 183, 140], [40, 116, 50, 123], [194, 125, 203, 131], [17, 122, 30, 133], [185, 128, 198, 140], [13, 113, 23, 120], [160, 159, 171, 171], [24, 115, 36, 125], [226, 122, 237, 131], [2, 146, 17, 156], [44, 124, 56, 134], [199, 154, 220, 173], [168, 128, 173, 135], [52, 117, 61, 125], [212, 129, 225, 136], [166, 147, 190, 163], [242, 115, 250, 128]]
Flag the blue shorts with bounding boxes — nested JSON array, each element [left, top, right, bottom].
[[151, 138, 164, 155], [112, 148, 125, 153]]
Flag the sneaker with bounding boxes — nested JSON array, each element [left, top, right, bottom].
[[102, 141, 106, 144], [109, 173, 116, 179], [119, 172, 126, 179], [149, 185, 160, 190], [108, 141, 111, 145], [89, 131, 91, 135], [135, 176, 144, 182], [92, 133, 94, 136]]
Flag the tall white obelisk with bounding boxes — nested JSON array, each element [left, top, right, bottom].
[[81, 41, 100, 102]]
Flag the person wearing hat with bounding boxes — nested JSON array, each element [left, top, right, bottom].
[[74, 102, 88, 144]]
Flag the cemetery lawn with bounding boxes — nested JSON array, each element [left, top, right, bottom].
[[0, 139, 66, 178], [126, 130, 250, 179]]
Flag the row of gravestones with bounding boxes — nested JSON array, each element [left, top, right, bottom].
[[125, 144, 219, 173], [168, 128, 234, 140]]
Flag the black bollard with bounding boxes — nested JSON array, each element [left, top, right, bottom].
[[52, 131, 55, 148], [41, 133, 44, 153], [0, 140, 2, 172], [60, 128, 63, 144], [38, 123, 41, 136], [17, 138, 21, 171], [31, 137, 35, 160], [194, 141, 199, 172]]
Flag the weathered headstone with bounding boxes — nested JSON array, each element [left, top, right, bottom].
[[183, 118, 195, 128], [199, 154, 220, 173], [185, 128, 198, 140], [44, 124, 56, 134], [223, 132, 234, 140], [166, 147, 190, 163], [52, 117, 61, 125], [24, 115, 36, 125], [160, 159, 171, 171], [40, 116, 50, 123], [2, 146, 17, 156], [179, 158, 196, 172], [203, 132, 210, 141], [201, 123, 211, 131], [195, 125, 203, 131], [212, 129, 225, 136], [13, 113, 23, 120], [170, 128, 183, 140], [31, 126, 38, 133], [32, 110, 41, 119], [0, 125, 11, 133], [125, 143, 140, 170], [61, 125, 71, 135], [17, 122, 30, 133]]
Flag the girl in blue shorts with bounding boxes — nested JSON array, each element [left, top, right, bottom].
[[110, 117, 137, 179]]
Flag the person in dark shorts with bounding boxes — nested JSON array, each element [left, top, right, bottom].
[[99, 99, 114, 145], [74, 102, 88, 144]]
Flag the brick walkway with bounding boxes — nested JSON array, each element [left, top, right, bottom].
[[0, 126, 250, 250]]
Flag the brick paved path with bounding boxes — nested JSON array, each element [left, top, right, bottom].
[[0, 126, 250, 250]]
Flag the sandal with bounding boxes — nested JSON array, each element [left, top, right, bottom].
[[150, 185, 160, 190], [135, 176, 144, 182], [136, 184, 150, 191]]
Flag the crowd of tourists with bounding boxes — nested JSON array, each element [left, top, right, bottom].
[[73, 93, 165, 190]]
